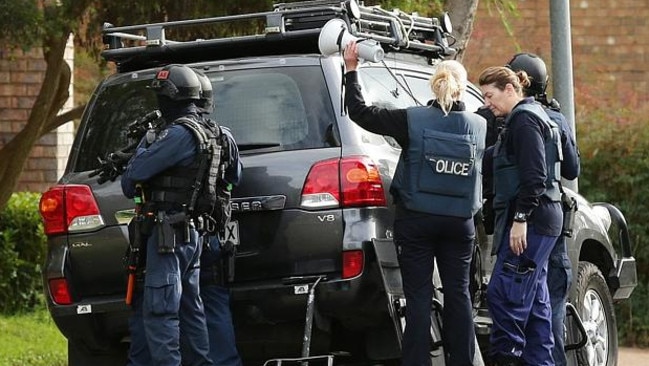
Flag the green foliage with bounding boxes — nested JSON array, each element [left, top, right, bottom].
[[0, 192, 47, 315], [0, 0, 44, 51], [484, 0, 520, 49], [616, 281, 649, 346], [576, 99, 649, 272], [0, 308, 66, 366], [575, 85, 649, 346], [369, 0, 445, 15]]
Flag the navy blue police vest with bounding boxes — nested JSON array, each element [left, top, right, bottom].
[[492, 103, 562, 210], [146, 116, 227, 216], [391, 106, 486, 218]]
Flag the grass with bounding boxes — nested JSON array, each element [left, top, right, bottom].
[[0, 308, 66, 366]]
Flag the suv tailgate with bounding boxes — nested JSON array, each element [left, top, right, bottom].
[[231, 148, 343, 284]]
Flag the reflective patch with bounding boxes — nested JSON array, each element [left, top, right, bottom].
[[156, 129, 169, 141], [156, 69, 170, 80], [77, 304, 92, 314], [429, 157, 471, 176]]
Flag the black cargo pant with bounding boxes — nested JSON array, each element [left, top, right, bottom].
[[394, 210, 476, 366]]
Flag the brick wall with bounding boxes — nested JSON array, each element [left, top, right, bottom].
[[0, 35, 74, 193], [463, 0, 649, 107], [2, 2, 648, 193]]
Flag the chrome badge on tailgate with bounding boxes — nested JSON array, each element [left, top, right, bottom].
[[231, 195, 286, 212]]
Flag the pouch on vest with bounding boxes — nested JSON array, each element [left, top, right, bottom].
[[561, 192, 577, 237], [418, 129, 476, 198], [492, 154, 519, 209]]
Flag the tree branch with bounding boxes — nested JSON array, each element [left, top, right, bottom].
[[40, 105, 86, 138]]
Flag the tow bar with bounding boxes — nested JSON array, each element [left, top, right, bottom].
[[263, 276, 334, 366]]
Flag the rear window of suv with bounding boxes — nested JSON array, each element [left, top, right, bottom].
[[74, 65, 337, 172], [208, 67, 336, 152]]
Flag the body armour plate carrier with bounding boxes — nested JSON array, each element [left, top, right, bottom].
[[492, 103, 562, 210], [391, 106, 485, 218], [145, 117, 230, 227]]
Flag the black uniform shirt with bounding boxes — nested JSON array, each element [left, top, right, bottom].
[[505, 98, 562, 236], [344, 70, 466, 150]]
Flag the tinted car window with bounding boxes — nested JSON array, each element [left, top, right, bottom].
[[359, 68, 484, 113], [400, 74, 485, 112], [74, 65, 337, 172], [206, 66, 337, 152], [358, 68, 420, 109], [75, 75, 157, 172]]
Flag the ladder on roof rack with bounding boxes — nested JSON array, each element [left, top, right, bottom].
[[101, 0, 455, 71]]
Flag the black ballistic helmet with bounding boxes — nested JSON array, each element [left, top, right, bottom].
[[506, 53, 548, 97], [194, 69, 214, 113], [150, 64, 201, 101]]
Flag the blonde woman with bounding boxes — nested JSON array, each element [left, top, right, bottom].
[[343, 42, 486, 366]]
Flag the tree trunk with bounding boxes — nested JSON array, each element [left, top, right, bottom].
[[446, 0, 480, 62], [0, 34, 68, 209]]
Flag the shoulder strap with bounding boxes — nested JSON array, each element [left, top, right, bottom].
[[174, 117, 209, 150], [174, 116, 221, 213]]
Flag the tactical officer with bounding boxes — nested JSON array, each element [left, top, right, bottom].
[[191, 69, 244, 366], [478, 66, 563, 366], [122, 64, 213, 366], [506, 52, 580, 366], [344, 42, 486, 366]]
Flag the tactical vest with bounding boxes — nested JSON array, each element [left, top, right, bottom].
[[492, 103, 562, 210], [391, 106, 485, 218], [146, 116, 229, 221]]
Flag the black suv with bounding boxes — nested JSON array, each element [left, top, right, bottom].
[[39, 1, 636, 365]]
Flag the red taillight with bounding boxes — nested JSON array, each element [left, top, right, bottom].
[[39, 184, 103, 235], [48, 278, 72, 305], [301, 156, 386, 209], [340, 157, 387, 207], [342, 250, 364, 279], [301, 159, 341, 208], [39, 186, 66, 235]]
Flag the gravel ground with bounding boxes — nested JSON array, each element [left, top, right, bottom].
[[618, 347, 649, 365]]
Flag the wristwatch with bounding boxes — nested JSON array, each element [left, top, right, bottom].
[[513, 212, 528, 223]]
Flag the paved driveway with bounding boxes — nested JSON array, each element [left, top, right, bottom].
[[618, 347, 649, 365]]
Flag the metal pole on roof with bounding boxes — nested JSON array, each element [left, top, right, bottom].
[[550, 0, 578, 192]]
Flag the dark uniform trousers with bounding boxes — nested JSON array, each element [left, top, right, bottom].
[[127, 225, 212, 366], [197, 236, 242, 366], [487, 224, 557, 366], [395, 212, 476, 366], [547, 235, 572, 366]]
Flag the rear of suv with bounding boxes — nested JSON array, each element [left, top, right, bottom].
[[39, 1, 636, 365]]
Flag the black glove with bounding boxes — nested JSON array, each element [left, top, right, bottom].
[[89, 151, 133, 184]]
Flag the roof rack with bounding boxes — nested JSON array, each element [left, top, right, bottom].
[[102, 0, 455, 72]]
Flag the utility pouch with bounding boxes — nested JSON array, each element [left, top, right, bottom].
[[221, 240, 237, 283], [502, 256, 537, 305], [156, 212, 176, 254], [562, 193, 577, 237], [214, 188, 232, 233], [139, 213, 155, 237]]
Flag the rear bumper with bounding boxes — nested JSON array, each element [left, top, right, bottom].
[[230, 262, 391, 330], [48, 296, 130, 350]]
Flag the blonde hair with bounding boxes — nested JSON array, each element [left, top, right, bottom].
[[429, 60, 467, 115], [478, 66, 531, 96]]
